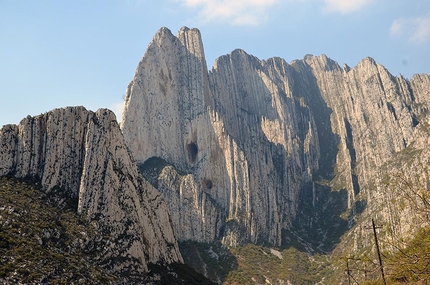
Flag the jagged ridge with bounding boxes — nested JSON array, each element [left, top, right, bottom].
[[121, 27, 430, 251], [0, 106, 182, 277]]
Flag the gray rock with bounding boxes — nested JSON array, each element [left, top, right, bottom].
[[122, 28, 320, 246], [0, 106, 182, 274], [122, 27, 430, 249]]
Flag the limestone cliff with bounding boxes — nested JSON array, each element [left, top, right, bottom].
[[122, 27, 430, 251], [122, 27, 320, 247], [122, 27, 227, 243], [0, 106, 182, 275]]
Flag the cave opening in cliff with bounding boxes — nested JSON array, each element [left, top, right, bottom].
[[202, 178, 213, 190], [187, 142, 198, 163]]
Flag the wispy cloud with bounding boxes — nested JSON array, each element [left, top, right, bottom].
[[322, 0, 376, 14], [179, 0, 281, 26], [390, 15, 430, 44], [390, 19, 403, 35]]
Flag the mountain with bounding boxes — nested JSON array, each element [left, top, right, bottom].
[[2, 26, 430, 284], [121, 26, 430, 256], [121, 27, 318, 247], [0, 107, 185, 282]]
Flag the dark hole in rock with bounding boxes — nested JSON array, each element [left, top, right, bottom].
[[187, 142, 198, 163], [203, 178, 213, 190]]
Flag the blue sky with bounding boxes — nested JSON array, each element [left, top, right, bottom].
[[1, 0, 429, 127]]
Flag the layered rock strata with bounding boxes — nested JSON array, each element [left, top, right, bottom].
[[0, 106, 182, 274]]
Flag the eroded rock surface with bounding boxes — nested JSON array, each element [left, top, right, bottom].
[[122, 27, 430, 249], [122, 28, 320, 246]]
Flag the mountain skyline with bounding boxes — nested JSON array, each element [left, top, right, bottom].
[[1, 0, 429, 128], [2, 24, 430, 284]]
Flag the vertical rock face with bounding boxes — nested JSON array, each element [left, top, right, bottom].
[[284, 56, 430, 252], [208, 51, 321, 246], [0, 106, 182, 274], [122, 26, 430, 249], [296, 55, 430, 203], [122, 27, 227, 243], [300, 56, 430, 247], [122, 27, 321, 246], [301, 56, 415, 191], [122, 27, 211, 170]]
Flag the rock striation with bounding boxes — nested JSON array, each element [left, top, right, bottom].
[[0, 106, 182, 275], [122, 27, 320, 247], [122, 27, 228, 243], [121, 27, 430, 249]]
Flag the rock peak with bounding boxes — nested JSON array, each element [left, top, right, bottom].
[[304, 53, 341, 71], [179, 26, 190, 32], [122, 26, 210, 169], [356, 56, 378, 69]]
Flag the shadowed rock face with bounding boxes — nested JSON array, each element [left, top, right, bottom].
[[0, 106, 182, 274], [122, 27, 430, 249]]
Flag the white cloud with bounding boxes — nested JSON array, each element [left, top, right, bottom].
[[323, 0, 375, 14], [390, 16, 430, 44], [411, 17, 430, 43], [180, 0, 280, 26], [390, 19, 404, 35], [110, 102, 124, 122]]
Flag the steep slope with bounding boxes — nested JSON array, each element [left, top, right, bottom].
[[121, 26, 430, 254], [0, 106, 182, 277], [0, 177, 119, 284], [122, 27, 321, 247]]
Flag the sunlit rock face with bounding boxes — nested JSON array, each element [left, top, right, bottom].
[[122, 26, 430, 248], [0, 106, 182, 274], [122, 27, 320, 247]]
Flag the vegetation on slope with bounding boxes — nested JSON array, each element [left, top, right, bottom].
[[180, 241, 335, 284], [342, 225, 430, 285], [224, 244, 332, 285], [360, 174, 430, 284], [0, 176, 215, 285], [340, 172, 430, 285], [180, 241, 238, 283], [386, 226, 430, 284], [0, 176, 118, 284]]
